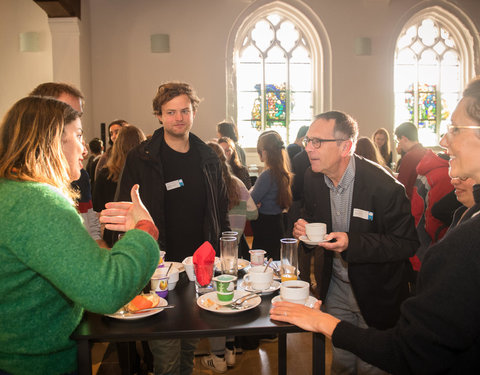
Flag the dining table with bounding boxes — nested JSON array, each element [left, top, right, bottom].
[[71, 273, 326, 375]]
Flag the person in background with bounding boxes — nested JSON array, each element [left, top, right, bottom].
[[218, 136, 251, 189], [93, 125, 146, 247], [217, 121, 246, 166], [271, 76, 480, 374], [250, 130, 292, 260], [0, 96, 159, 374], [95, 119, 129, 180], [394, 122, 427, 199], [117, 81, 230, 375], [287, 125, 309, 164], [291, 111, 418, 375], [29, 82, 106, 247], [85, 137, 103, 188], [372, 128, 393, 167], [448, 176, 478, 228], [355, 136, 393, 173], [204, 141, 258, 372]]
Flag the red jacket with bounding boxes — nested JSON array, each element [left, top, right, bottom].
[[410, 150, 453, 270]]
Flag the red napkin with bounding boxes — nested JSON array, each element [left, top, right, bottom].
[[193, 241, 216, 285]]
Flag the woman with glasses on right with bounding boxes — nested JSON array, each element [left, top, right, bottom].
[[271, 76, 480, 374]]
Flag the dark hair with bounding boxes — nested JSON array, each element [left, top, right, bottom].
[[207, 141, 240, 209], [295, 125, 309, 140], [395, 122, 418, 142], [89, 138, 103, 154], [463, 76, 480, 127], [257, 130, 292, 210], [218, 137, 243, 177], [107, 119, 128, 145], [372, 128, 391, 164], [29, 82, 84, 109], [314, 111, 358, 145], [152, 81, 200, 117], [356, 137, 385, 166], [217, 122, 238, 143]]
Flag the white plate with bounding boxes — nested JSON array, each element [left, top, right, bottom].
[[299, 235, 328, 246], [197, 290, 261, 314], [163, 261, 185, 273], [214, 258, 250, 271], [271, 295, 318, 308], [105, 297, 168, 320], [239, 280, 280, 295]]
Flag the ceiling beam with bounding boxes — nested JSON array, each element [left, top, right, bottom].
[[33, 0, 81, 19]]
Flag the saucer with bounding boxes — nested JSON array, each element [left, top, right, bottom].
[[239, 280, 280, 295], [299, 235, 328, 246], [271, 295, 318, 308], [197, 290, 261, 314]]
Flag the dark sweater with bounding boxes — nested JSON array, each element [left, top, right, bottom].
[[332, 185, 480, 374]]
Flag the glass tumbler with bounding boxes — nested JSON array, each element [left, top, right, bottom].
[[220, 236, 238, 277], [280, 238, 299, 282]]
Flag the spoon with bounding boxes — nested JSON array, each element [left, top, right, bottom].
[[118, 304, 176, 315], [165, 263, 173, 276], [264, 258, 273, 272]]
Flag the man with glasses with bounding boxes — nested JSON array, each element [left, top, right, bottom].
[[117, 81, 230, 375], [293, 111, 418, 375], [394, 122, 427, 199]]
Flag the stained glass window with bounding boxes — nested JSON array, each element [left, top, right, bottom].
[[394, 18, 462, 146], [236, 14, 313, 147]]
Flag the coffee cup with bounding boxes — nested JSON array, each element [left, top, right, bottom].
[[244, 266, 273, 291], [151, 267, 169, 298], [280, 280, 309, 305], [213, 274, 237, 302], [249, 249, 266, 266], [182, 256, 195, 281], [305, 223, 326, 242]]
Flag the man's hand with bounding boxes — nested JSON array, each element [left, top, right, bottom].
[[322, 232, 349, 253], [293, 218, 308, 239]]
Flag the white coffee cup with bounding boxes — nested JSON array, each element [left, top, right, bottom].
[[280, 280, 310, 304], [182, 256, 195, 281], [244, 266, 273, 290], [305, 223, 327, 242]]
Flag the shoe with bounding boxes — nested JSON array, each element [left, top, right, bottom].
[[201, 354, 227, 373], [225, 347, 236, 367]]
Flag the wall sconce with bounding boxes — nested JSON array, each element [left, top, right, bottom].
[[354, 37, 371, 56], [151, 34, 170, 53], [20, 32, 40, 52]]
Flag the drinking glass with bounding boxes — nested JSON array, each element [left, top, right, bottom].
[[220, 236, 238, 277], [280, 238, 298, 282], [194, 263, 214, 295]]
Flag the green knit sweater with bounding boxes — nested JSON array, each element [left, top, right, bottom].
[[0, 179, 160, 374]]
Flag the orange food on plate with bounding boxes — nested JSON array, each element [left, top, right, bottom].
[[127, 293, 160, 312]]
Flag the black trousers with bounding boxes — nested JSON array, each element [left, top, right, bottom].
[[251, 212, 285, 260]]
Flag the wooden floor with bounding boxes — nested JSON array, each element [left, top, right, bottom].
[[91, 333, 332, 374]]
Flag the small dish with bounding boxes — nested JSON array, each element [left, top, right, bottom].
[[239, 280, 280, 295], [105, 297, 168, 320], [214, 258, 250, 271], [271, 295, 318, 308], [197, 290, 261, 314], [299, 235, 328, 246]]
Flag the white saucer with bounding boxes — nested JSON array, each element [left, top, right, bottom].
[[299, 235, 328, 246], [197, 290, 261, 314], [271, 295, 318, 308], [239, 280, 280, 295]]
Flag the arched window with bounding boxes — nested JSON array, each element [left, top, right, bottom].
[[226, 1, 331, 148], [394, 6, 476, 147]]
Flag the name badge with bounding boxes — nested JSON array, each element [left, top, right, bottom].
[[165, 179, 184, 191], [353, 208, 374, 221]]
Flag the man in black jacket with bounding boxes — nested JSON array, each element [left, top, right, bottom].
[[293, 111, 418, 375], [117, 81, 229, 375]]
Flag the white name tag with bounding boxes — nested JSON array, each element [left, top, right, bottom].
[[165, 179, 184, 191], [353, 208, 374, 221]]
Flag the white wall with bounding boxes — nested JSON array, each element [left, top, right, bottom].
[[0, 0, 53, 118]]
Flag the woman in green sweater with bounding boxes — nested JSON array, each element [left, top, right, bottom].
[[0, 96, 160, 375]]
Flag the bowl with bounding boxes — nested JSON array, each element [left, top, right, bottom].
[[167, 269, 179, 290]]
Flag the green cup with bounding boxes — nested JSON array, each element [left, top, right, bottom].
[[213, 274, 237, 302]]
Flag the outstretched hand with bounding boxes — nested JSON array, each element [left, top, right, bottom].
[[270, 300, 340, 339], [99, 184, 154, 232]]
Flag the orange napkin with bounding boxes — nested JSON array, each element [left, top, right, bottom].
[[193, 241, 216, 285]]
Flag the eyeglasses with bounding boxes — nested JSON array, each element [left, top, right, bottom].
[[302, 136, 347, 149], [446, 124, 480, 136]]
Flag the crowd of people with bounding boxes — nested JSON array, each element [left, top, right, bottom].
[[1, 76, 480, 374]]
